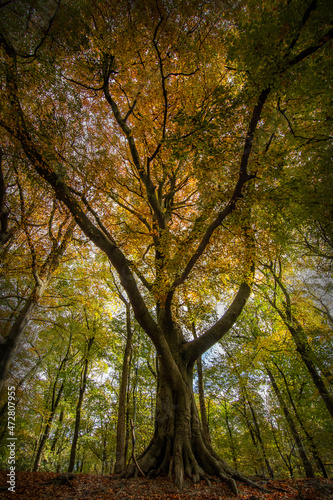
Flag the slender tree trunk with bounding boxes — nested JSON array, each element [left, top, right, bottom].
[[225, 349, 273, 478], [68, 339, 92, 473], [271, 422, 295, 478], [114, 300, 134, 473], [102, 431, 108, 474], [124, 390, 131, 467], [275, 363, 328, 478], [192, 322, 211, 444], [266, 365, 314, 478], [33, 382, 64, 471], [247, 399, 274, 478], [223, 399, 238, 470], [50, 409, 64, 452], [33, 332, 72, 471], [236, 398, 263, 474], [289, 324, 333, 419], [265, 265, 333, 419], [236, 400, 258, 447]]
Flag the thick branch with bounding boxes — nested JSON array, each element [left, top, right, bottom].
[[167, 23, 333, 307], [287, 27, 333, 67], [185, 281, 251, 364]]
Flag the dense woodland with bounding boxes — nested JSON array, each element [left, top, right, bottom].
[[0, 0, 333, 496]]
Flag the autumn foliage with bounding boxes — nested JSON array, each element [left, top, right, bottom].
[[0, 0, 332, 495]]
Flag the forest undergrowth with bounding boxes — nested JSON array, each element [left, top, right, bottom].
[[0, 471, 333, 500]]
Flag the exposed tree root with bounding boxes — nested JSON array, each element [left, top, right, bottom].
[[41, 472, 76, 486], [121, 432, 268, 496]]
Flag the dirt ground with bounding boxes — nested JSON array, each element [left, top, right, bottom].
[[0, 471, 333, 500]]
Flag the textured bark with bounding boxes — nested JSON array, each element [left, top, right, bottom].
[[121, 323, 265, 495], [196, 356, 211, 445]]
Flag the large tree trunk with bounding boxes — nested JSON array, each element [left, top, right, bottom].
[[122, 324, 261, 495]]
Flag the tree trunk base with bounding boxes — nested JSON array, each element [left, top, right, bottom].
[[116, 355, 268, 496], [119, 433, 267, 496]]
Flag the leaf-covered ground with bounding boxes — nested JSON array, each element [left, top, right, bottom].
[[1, 472, 333, 500]]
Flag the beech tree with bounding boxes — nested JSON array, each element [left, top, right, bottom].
[[1, 0, 332, 492]]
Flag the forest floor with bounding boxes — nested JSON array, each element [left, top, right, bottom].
[[0, 471, 333, 500]]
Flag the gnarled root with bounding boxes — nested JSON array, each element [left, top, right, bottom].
[[121, 431, 267, 496], [119, 405, 267, 496], [194, 432, 269, 495]]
